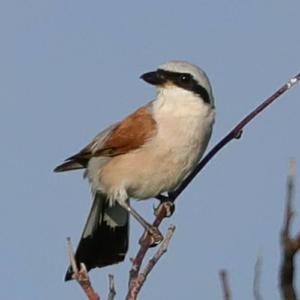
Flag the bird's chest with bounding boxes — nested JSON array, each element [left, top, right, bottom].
[[153, 114, 210, 169], [123, 112, 213, 198]]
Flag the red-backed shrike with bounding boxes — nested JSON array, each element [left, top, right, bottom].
[[55, 61, 215, 280]]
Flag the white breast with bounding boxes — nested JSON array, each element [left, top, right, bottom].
[[97, 91, 215, 202], [147, 91, 215, 192]]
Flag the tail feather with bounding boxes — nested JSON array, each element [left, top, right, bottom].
[[65, 193, 129, 281]]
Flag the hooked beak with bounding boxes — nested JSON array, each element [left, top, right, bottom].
[[140, 71, 166, 86]]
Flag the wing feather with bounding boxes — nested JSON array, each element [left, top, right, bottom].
[[54, 103, 157, 172]]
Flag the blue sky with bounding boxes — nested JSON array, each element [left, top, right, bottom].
[[1, 1, 300, 299]]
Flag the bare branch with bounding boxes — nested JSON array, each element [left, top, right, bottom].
[[282, 160, 296, 240], [126, 225, 176, 300], [140, 225, 176, 281], [107, 274, 116, 300], [280, 159, 299, 300], [253, 254, 263, 300], [219, 270, 232, 300], [66, 238, 100, 300], [66, 237, 78, 275]]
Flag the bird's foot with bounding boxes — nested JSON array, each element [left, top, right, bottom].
[[71, 263, 90, 283], [139, 226, 164, 247], [154, 201, 175, 218]]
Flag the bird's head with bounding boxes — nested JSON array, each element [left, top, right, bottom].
[[140, 60, 214, 107]]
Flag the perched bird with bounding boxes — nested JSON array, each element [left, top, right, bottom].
[[54, 60, 215, 281]]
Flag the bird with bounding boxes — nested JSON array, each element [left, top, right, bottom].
[[54, 60, 215, 281]]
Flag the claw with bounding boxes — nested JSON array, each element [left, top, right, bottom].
[[72, 263, 89, 282], [154, 201, 175, 218], [139, 226, 164, 247]]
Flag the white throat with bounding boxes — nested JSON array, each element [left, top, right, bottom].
[[154, 86, 212, 117]]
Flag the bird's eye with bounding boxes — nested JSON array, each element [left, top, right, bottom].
[[179, 74, 191, 83]]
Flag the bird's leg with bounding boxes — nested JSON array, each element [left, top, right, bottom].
[[118, 200, 163, 246]]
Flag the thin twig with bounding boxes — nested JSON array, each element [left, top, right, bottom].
[[219, 270, 232, 300], [66, 238, 100, 300], [253, 254, 263, 300], [107, 274, 116, 300], [126, 225, 176, 300], [141, 225, 176, 282], [66, 237, 78, 274], [280, 159, 299, 300], [128, 73, 300, 291]]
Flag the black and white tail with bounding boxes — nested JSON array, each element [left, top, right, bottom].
[[65, 193, 129, 281]]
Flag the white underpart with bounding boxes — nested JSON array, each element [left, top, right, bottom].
[[87, 85, 215, 206]]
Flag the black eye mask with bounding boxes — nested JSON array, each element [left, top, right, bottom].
[[156, 69, 211, 104]]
